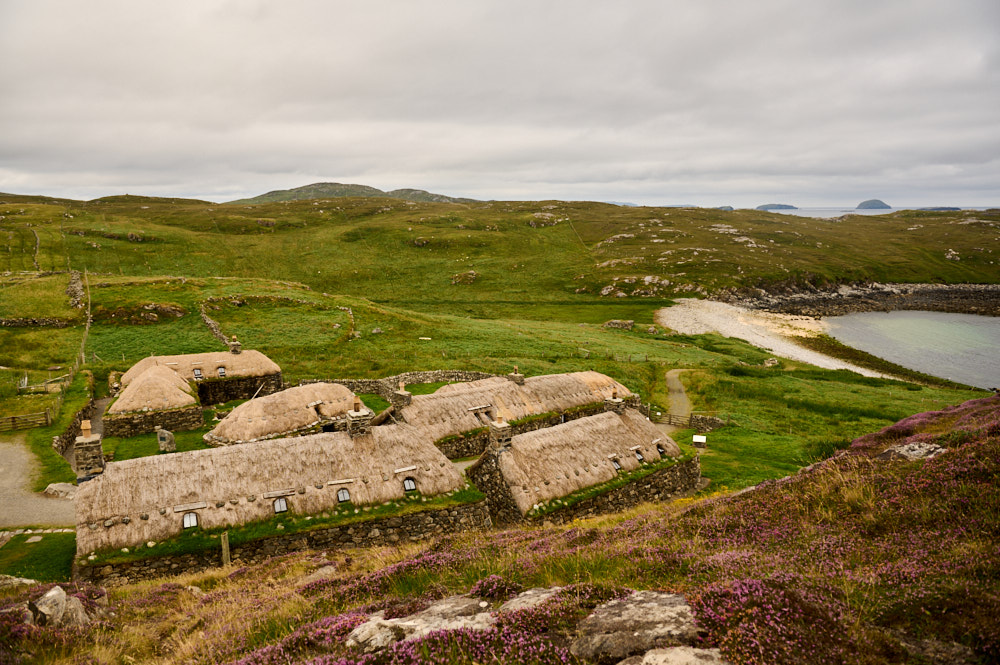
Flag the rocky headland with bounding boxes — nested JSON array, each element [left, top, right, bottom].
[[721, 282, 1000, 318]]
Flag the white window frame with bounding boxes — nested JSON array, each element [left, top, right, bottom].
[[193, 368, 203, 380], [635, 450, 645, 462], [403, 477, 417, 492], [273, 497, 288, 513], [182, 512, 198, 529], [337, 488, 350, 503], [217, 366, 226, 378], [611, 458, 622, 471]]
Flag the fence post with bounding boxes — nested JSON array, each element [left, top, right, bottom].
[[221, 531, 231, 566]]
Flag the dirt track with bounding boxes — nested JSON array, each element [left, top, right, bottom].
[[0, 433, 75, 528]]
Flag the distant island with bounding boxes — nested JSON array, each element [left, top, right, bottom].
[[230, 182, 477, 205], [918, 206, 961, 212], [756, 203, 798, 211], [857, 199, 891, 209]]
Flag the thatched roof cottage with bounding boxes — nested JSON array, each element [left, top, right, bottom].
[[204, 382, 356, 446], [120, 350, 281, 387], [108, 365, 198, 415], [469, 408, 684, 524], [75, 420, 465, 554], [397, 371, 632, 443]]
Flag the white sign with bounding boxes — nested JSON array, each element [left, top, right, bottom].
[[692, 435, 707, 444]]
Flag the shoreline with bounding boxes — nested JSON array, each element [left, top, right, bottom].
[[654, 299, 890, 377]]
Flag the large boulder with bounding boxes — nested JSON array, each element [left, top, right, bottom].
[[26, 586, 91, 627], [877, 441, 946, 462], [571, 591, 701, 663], [346, 595, 494, 653], [618, 647, 730, 664]]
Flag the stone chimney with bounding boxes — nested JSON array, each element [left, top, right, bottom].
[[390, 381, 412, 409], [75, 419, 105, 481], [346, 397, 373, 437], [487, 415, 512, 451], [228, 335, 242, 354], [507, 365, 525, 386], [604, 389, 625, 415]]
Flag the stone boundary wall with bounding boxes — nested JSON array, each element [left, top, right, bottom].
[[730, 283, 1000, 318], [52, 398, 98, 456], [531, 456, 701, 526], [301, 370, 497, 401], [197, 373, 283, 405], [1, 317, 72, 328], [198, 304, 229, 346], [102, 405, 204, 438], [74, 502, 491, 587], [435, 400, 638, 459], [690, 415, 726, 432]]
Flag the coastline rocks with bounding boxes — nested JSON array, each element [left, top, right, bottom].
[[726, 283, 1000, 317]]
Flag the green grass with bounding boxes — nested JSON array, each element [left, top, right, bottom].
[[0, 532, 76, 582], [101, 420, 214, 461], [0, 325, 85, 369], [0, 273, 83, 320]]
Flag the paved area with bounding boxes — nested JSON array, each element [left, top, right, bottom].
[[0, 433, 75, 528]]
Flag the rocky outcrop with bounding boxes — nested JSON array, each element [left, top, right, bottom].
[[877, 441, 947, 461], [726, 283, 1000, 317], [26, 586, 91, 627]]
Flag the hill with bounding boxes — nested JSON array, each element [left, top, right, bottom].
[[3, 394, 996, 664], [229, 182, 478, 205], [857, 199, 891, 209]]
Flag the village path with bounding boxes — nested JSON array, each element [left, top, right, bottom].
[[0, 432, 75, 528]]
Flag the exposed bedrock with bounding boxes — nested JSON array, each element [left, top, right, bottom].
[[721, 283, 1000, 317]]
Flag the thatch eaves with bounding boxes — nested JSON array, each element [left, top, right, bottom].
[[204, 382, 356, 445], [497, 409, 680, 515], [120, 350, 280, 386], [75, 423, 465, 554], [399, 371, 631, 442], [108, 365, 197, 414]]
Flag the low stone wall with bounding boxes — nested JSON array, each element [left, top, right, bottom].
[[74, 501, 492, 587], [531, 456, 702, 526], [302, 370, 497, 401], [103, 405, 204, 438], [52, 399, 98, 456], [197, 373, 283, 405], [1, 317, 72, 328]]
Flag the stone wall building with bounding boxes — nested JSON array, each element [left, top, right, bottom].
[[204, 382, 356, 445], [469, 405, 689, 525], [74, 414, 465, 555], [103, 349, 282, 437]]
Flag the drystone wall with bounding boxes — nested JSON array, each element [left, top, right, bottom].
[[302, 370, 497, 401], [1, 317, 71, 328], [531, 456, 701, 526], [51, 399, 98, 456], [102, 406, 204, 438], [74, 502, 491, 587], [197, 373, 283, 405]]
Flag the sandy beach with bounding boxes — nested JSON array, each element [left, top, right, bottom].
[[654, 299, 889, 378]]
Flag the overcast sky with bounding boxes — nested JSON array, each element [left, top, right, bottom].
[[2, 1, 998, 207]]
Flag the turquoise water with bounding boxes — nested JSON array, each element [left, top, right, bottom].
[[826, 311, 1000, 390]]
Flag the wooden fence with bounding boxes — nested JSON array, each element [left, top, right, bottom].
[[0, 409, 51, 432]]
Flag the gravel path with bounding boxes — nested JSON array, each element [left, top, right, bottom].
[[0, 433, 75, 528], [655, 299, 889, 378]]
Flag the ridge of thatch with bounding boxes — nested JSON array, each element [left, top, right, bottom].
[[108, 365, 197, 414], [75, 423, 465, 554], [204, 382, 356, 445], [399, 371, 631, 442], [497, 409, 680, 514], [120, 350, 280, 386]]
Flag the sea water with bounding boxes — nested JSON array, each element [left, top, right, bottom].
[[826, 311, 1000, 390]]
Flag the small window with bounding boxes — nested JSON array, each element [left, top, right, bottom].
[[656, 444, 666, 456], [217, 366, 226, 378], [182, 512, 199, 529], [403, 477, 417, 492], [273, 497, 288, 513], [193, 368, 203, 380], [337, 488, 351, 503], [635, 450, 645, 462], [611, 459, 622, 471]]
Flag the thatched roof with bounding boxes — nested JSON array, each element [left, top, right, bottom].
[[75, 423, 464, 554], [399, 371, 632, 441], [497, 409, 680, 515], [108, 365, 197, 414], [204, 383, 356, 445], [120, 350, 280, 386]]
